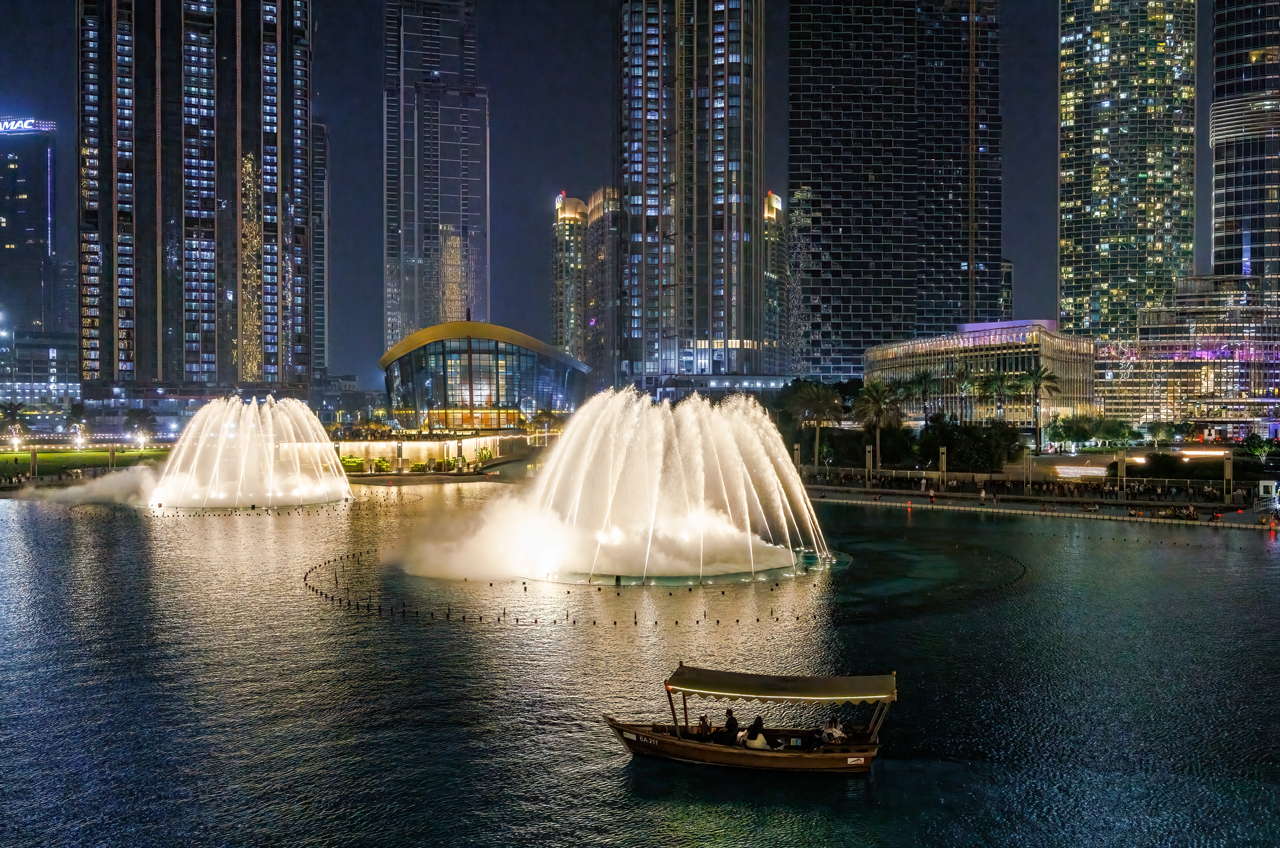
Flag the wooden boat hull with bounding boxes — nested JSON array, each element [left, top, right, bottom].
[[605, 715, 879, 772]]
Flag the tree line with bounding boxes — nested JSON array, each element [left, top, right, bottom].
[[781, 365, 1063, 470]]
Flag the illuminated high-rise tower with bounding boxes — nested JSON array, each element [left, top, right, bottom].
[[1058, 0, 1195, 340], [551, 193, 587, 359], [1212, 1, 1280, 278], [311, 119, 330, 377], [584, 186, 624, 391], [0, 118, 56, 333], [617, 0, 767, 391], [617, 0, 677, 388], [383, 0, 490, 351], [76, 0, 315, 391], [674, 0, 767, 378]]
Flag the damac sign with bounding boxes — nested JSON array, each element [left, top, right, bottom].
[[0, 119, 36, 132]]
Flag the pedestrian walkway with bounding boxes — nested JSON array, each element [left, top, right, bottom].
[[807, 488, 1277, 532]]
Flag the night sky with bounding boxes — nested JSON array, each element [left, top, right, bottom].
[[0, 0, 1214, 388]]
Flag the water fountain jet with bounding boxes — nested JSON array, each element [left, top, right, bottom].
[[150, 396, 351, 509], [517, 387, 828, 579]]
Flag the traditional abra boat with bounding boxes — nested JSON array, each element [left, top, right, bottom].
[[605, 663, 897, 772]]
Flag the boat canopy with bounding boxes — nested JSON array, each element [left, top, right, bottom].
[[665, 664, 897, 705]]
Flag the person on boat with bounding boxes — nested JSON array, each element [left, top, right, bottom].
[[714, 709, 739, 745], [743, 716, 780, 750], [821, 718, 846, 743], [696, 715, 711, 738]]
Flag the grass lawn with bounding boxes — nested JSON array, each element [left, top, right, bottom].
[[0, 448, 172, 477]]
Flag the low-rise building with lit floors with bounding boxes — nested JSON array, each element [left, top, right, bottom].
[[1099, 276, 1280, 438], [863, 320, 1096, 431]]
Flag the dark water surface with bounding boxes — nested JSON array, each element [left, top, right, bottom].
[[2, 485, 1279, 846]]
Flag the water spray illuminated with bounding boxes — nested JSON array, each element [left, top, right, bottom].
[[150, 396, 351, 508], [519, 387, 828, 579]]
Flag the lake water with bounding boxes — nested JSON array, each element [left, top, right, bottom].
[[2, 484, 1278, 846]]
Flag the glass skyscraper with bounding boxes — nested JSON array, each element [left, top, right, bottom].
[[674, 0, 766, 378], [311, 119, 330, 377], [788, 0, 1002, 379], [550, 193, 587, 360], [77, 0, 315, 391], [383, 0, 490, 351], [1212, 1, 1280, 278], [617, 0, 677, 387], [0, 118, 57, 334], [617, 0, 766, 390], [583, 186, 624, 392], [1058, 0, 1195, 341]]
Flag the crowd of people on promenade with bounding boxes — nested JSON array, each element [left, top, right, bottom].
[[1, 465, 114, 489], [807, 469, 1247, 506]]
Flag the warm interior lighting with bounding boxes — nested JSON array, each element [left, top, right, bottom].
[[1055, 465, 1107, 478]]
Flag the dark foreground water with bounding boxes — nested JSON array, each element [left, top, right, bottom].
[[2, 484, 1279, 846]]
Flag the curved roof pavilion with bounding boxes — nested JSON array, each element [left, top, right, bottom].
[[379, 321, 589, 373]]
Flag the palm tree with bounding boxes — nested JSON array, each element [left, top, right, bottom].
[[1, 401, 28, 442], [0, 401, 25, 427], [528, 409, 565, 445], [1021, 365, 1061, 455], [953, 365, 976, 423], [978, 371, 1021, 421], [786, 382, 844, 466], [907, 368, 940, 418], [124, 408, 158, 440], [851, 380, 903, 470]]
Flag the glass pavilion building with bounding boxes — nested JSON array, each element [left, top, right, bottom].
[[381, 321, 590, 432]]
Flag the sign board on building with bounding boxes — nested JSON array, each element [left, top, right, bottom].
[[0, 118, 54, 133]]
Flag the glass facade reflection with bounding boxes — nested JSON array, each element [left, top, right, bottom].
[[382, 322, 589, 432]]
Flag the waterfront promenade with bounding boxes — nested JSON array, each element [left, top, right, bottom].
[[807, 485, 1278, 531]]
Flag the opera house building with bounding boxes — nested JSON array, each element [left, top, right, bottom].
[[381, 321, 590, 432]]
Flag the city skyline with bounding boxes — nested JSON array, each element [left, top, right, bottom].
[[0, 1, 1220, 388]]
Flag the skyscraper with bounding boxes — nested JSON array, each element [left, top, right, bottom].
[[788, 1, 1002, 379], [617, 0, 677, 388], [617, 0, 767, 390], [0, 118, 56, 333], [383, 0, 490, 351], [311, 119, 330, 377], [1058, 0, 1195, 340], [675, 0, 767, 378], [1212, 1, 1280, 278], [77, 0, 315, 391], [583, 186, 623, 391], [762, 190, 788, 375], [551, 193, 587, 359]]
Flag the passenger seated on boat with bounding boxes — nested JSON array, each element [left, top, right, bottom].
[[713, 709, 739, 745], [744, 716, 781, 750], [821, 719, 847, 743], [696, 715, 711, 738]]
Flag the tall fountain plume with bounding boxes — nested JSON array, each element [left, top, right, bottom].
[[517, 387, 828, 579], [151, 396, 351, 508]]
